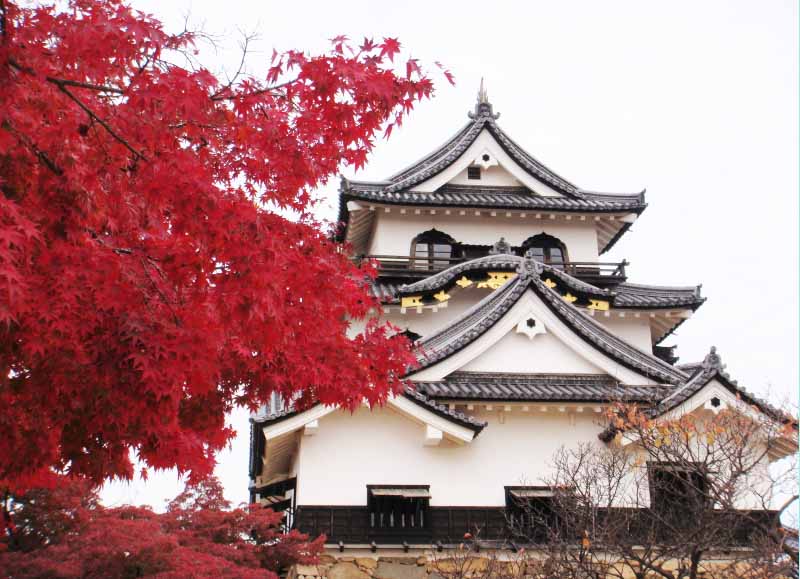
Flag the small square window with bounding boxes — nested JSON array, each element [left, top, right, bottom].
[[467, 166, 481, 180]]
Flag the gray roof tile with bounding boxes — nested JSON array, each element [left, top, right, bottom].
[[344, 184, 646, 213], [417, 372, 672, 402], [372, 255, 703, 311], [410, 257, 688, 385]]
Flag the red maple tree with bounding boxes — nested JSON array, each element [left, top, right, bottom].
[[1, 476, 321, 578], [0, 0, 445, 489]]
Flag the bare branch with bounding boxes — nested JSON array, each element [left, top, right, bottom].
[[54, 83, 147, 162]]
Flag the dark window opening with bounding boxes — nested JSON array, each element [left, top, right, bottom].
[[710, 397, 721, 408], [411, 229, 460, 270], [505, 487, 560, 543], [482, 154, 491, 162], [520, 233, 568, 269], [399, 329, 422, 343], [649, 464, 710, 519], [368, 486, 431, 536], [526, 318, 536, 328], [467, 166, 481, 180]]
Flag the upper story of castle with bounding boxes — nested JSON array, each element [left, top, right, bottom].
[[337, 86, 704, 359], [338, 84, 646, 276]]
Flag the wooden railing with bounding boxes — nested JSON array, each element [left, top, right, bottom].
[[294, 505, 507, 544], [354, 255, 627, 285], [293, 505, 777, 546]]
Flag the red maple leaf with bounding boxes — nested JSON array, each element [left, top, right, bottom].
[[379, 37, 401, 62], [0, 0, 426, 489]]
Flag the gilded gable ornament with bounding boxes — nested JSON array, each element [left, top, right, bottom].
[[400, 295, 423, 308], [455, 276, 473, 288], [477, 272, 516, 289], [587, 299, 610, 311], [562, 293, 578, 303], [433, 290, 451, 302]]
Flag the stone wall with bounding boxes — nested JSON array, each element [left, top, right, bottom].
[[288, 554, 522, 579]]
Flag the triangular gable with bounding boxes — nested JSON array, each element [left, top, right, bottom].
[[408, 257, 688, 386], [411, 287, 644, 383], [606, 348, 799, 459], [409, 128, 566, 197], [458, 323, 606, 375], [384, 98, 582, 198], [255, 393, 485, 447], [618, 374, 797, 460]]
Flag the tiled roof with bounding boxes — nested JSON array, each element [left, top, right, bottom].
[[398, 254, 523, 294], [250, 406, 301, 427], [337, 97, 647, 254], [343, 183, 647, 213], [416, 372, 672, 403], [614, 282, 705, 309], [653, 348, 794, 425], [599, 348, 797, 442], [373, 255, 703, 311], [410, 257, 689, 385], [402, 388, 486, 433], [249, 391, 487, 433], [382, 99, 582, 197]]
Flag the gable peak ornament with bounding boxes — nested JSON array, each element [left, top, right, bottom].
[[516, 312, 547, 341], [468, 77, 500, 120], [517, 255, 544, 279], [488, 237, 512, 255], [702, 346, 725, 372]]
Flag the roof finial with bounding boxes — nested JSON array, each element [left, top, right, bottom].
[[468, 77, 500, 120], [478, 77, 488, 104], [489, 237, 512, 255], [702, 346, 724, 372]]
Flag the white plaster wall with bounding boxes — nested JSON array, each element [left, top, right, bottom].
[[594, 316, 654, 352], [385, 293, 659, 355], [384, 290, 493, 337], [459, 330, 604, 374], [448, 165, 523, 187], [295, 406, 606, 507], [407, 290, 654, 385], [367, 212, 599, 262]]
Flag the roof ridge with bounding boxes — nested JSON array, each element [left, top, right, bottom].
[[485, 120, 580, 196], [410, 257, 688, 384], [653, 347, 795, 426], [387, 120, 476, 183], [620, 281, 702, 293], [403, 387, 486, 433]]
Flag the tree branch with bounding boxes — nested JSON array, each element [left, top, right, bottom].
[[1, 120, 63, 176], [54, 83, 147, 162], [7, 57, 125, 94]]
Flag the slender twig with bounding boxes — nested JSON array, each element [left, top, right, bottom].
[[7, 57, 125, 94], [1, 120, 63, 176], [54, 83, 147, 162]]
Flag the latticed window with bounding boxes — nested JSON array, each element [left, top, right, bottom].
[[505, 487, 560, 543], [521, 233, 568, 268], [649, 463, 710, 513], [411, 229, 460, 270], [368, 486, 431, 535]]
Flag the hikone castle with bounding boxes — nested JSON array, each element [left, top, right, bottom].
[[247, 87, 796, 576]]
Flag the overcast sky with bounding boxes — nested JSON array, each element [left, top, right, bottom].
[[102, 0, 798, 509]]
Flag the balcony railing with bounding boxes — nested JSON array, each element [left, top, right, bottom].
[[293, 505, 777, 546], [354, 255, 627, 286]]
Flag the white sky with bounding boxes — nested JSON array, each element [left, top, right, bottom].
[[102, 0, 798, 510]]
